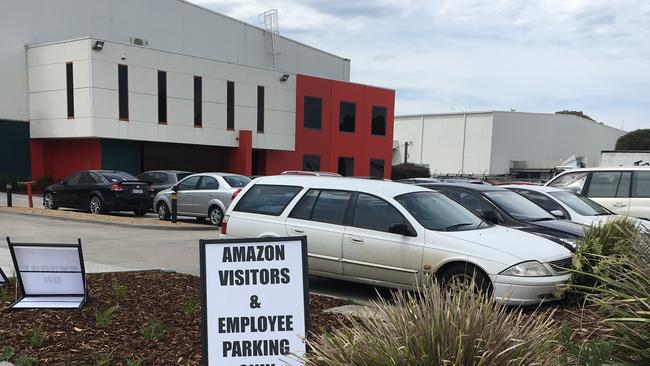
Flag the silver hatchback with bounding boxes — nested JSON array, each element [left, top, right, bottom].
[[154, 173, 251, 225]]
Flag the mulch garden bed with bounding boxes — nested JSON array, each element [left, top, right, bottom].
[[0, 271, 349, 365]]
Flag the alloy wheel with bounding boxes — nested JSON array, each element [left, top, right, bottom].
[[90, 196, 102, 214], [158, 202, 170, 220], [209, 207, 223, 226], [44, 192, 55, 209]]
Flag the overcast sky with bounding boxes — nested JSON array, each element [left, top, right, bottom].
[[191, 0, 650, 131]]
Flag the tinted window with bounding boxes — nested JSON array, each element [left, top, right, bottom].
[[550, 191, 610, 216], [158, 71, 167, 123], [66, 62, 74, 118], [100, 172, 137, 182], [177, 176, 200, 191], [339, 101, 356, 132], [311, 190, 352, 225], [289, 189, 319, 220], [175, 173, 193, 182], [78, 172, 95, 184], [371, 106, 386, 136], [223, 176, 251, 188], [370, 159, 385, 178], [303, 155, 320, 171], [118, 64, 128, 120], [304, 96, 322, 130], [483, 190, 554, 222], [137, 173, 153, 183], [198, 176, 219, 190], [516, 190, 564, 213], [194, 76, 202, 127], [65, 172, 83, 185], [353, 194, 405, 232], [446, 188, 499, 221], [257, 85, 264, 132], [153, 172, 170, 184], [548, 172, 588, 194], [227, 81, 235, 130], [338, 157, 354, 176], [90, 172, 106, 183], [396, 192, 483, 231], [588, 172, 630, 198], [632, 171, 650, 198], [235, 185, 302, 216]]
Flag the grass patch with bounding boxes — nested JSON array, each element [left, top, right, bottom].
[[140, 318, 165, 340]]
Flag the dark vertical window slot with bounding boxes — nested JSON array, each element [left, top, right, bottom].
[[338, 157, 354, 176], [66, 62, 74, 118], [194, 76, 202, 127], [303, 155, 320, 171], [339, 101, 356, 132], [370, 159, 385, 178], [158, 71, 167, 124], [118, 65, 129, 120], [257, 86, 265, 132], [304, 96, 322, 130], [371, 106, 387, 136], [227, 81, 235, 130]]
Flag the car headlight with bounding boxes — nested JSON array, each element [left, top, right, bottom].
[[500, 261, 552, 277]]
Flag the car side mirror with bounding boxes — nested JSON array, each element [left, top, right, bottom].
[[171, 184, 179, 192], [389, 223, 416, 237], [481, 211, 499, 224], [550, 210, 565, 219]]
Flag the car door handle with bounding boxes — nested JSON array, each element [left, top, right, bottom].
[[348, 236, 364, 244], [613, 203, 627, 207], [291, 228, 305, 234]]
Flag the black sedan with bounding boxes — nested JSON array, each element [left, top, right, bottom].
[[43, 170, 153, 216], [137, 170, 194, 194], [418, 182, 585, 251]]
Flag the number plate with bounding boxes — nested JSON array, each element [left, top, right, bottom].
[[132, 189, 143, 194]]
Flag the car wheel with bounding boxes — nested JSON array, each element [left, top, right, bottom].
[[441, 263, 492, 296], [157, 202, 171, 221], [89, 196, 104, 215], [43, 192, 58, 210], [133, 208, 147, 217], [208, 206, 223, 226]]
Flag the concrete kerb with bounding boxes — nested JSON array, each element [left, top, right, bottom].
[[0, 210, 215, 232]]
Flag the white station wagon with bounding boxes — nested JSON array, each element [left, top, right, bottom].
[[222, 175, 573, 305]]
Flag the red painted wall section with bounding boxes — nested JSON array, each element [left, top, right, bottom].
[[30, 139, 102, 181], [290, 74, 395, 178], [229, 130, 253, 176]]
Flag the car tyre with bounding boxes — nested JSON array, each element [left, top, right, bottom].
[[208, 205, 223, 226], [89, 195, 104, 215], [133, 208, 147, 217], [43, 191, 58, 210], [441, 263, 492, 296], [157, 201, 171, 221]]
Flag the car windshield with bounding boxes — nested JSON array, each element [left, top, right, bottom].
[[100, 172, 137, 183], [223, 175, 251, 188], [484, 190, 555, 222], [549, 190, 611, 216], [395, 192, 484, 231]]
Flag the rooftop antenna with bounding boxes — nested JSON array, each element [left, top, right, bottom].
[[259, 9, 280, 69]]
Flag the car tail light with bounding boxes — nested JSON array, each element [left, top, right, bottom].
[[231, 189, 242, 200], [221, 215, 229, 235], [110, 183, 124, 192]]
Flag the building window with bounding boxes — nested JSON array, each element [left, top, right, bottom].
[[66, 62, 74, 118], [257, 86, 265, 133], [338, 157, 354, 176], [339, 101, 356, 132], [370, 159, 385, 178], [227, 81, 235, 130], [303, 155, 320, 171], [118, 64, 128, 120], [194, 76, 202, 127], [304, 96, 322, 130], [157, 71, 167, 124], [371, 106, 387, 136]]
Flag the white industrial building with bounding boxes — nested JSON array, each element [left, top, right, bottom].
[[393, 111, 625, 177]]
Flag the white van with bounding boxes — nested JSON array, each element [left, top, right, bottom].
[[545, 167, 650, 219], [222, 175, 573, 305]]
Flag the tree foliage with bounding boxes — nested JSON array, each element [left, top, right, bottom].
[[555, 110, 595, 121], [391, 163, 431, 180], [615, 129, 650, 150]]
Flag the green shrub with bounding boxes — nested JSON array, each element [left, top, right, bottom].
[[35, 176, 53, 191], [616, 129, 650, 150], [92, 350, 114, 366], [140, 318, 165, 340], [0, 286, 11, 304], [95, 305, 119, 327], [29, 325, 44, 349], [558, 321, 613, 366], [391, 163, 431, 180], [182, 299, 198, 317], [126, 357, 146, 366], [14, 355, 36, 366], [306, 281, 561, 366], [112, 280, 128, 301], [0, 346, 15, 362]]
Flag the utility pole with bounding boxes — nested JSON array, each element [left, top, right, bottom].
[[404, 141, 409, 164]]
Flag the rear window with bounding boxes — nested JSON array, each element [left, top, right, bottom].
[[100, 172, 137, 182], [223, 175, 252, 188], [175, 173, 193, 182], [234, 184, 302, 216]]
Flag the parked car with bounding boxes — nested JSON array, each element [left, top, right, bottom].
[[545, 167, 650, 219], [281, 170, 341, 177], [154, 173, 251, 225], [222, 175, 574, 306], [501, 184, 618, 226], [395, 178, 441, 184], [418, 183, 584, 250], [43, 170, 153, 215], [137, 170, 193, 194]]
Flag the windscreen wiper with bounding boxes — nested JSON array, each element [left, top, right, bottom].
[[443, 223, 474, 231], [529, 217, 555, 222]]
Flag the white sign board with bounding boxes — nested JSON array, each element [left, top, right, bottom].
[[7, 238, 86, 309], [200, 237, 309, 366]]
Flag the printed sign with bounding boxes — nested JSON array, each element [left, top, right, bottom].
[[200, 237, 309, 366], [0, 266, 7, 286], [7, 237, 86, 309]]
